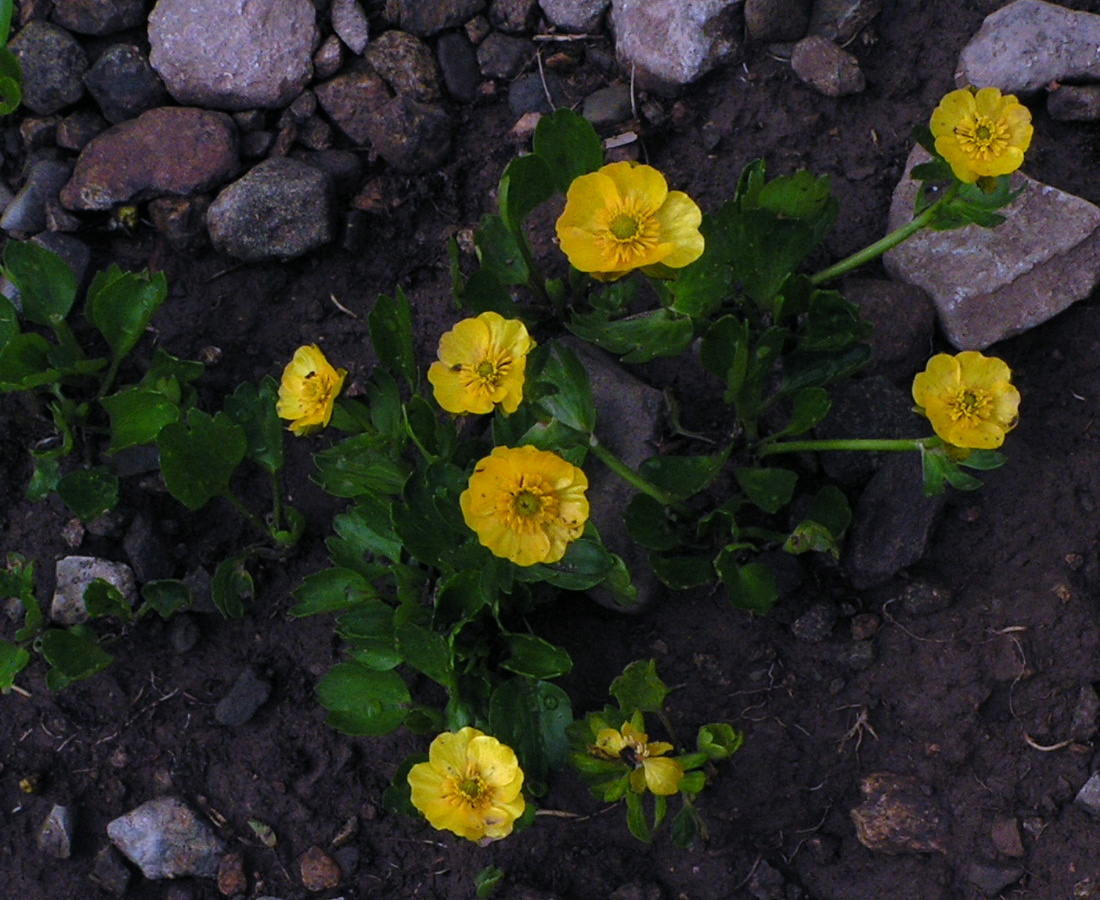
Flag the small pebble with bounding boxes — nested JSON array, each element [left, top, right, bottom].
[[299, 845, 341, 891]]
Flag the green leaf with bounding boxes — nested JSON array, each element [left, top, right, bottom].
[[56, 467, 119, 521], [958, 449, 1006, 471], [715, 552, 777, 613], [567, 308, 694, 364], [223, 377, 284, 475], [404, 394, 456, 462], [290, 567, 376, 616], [670, 805, 699, 849], [639, 450, 730, 502], [770, 387, 831, 440], [84, 578, 131, 621], [315, 662, 411, 736], [0, 332, 60, 390], [40, 628, 112, 682], [610, 659, 669, 714], [697, 722, 744, 760], [312, 432, 411, 499], [475, 866, 506, 900], [157, 409, 247, 510], [459, 267, 520, 317], [532, 107, 604, 194], [101, 386, 181, 452], [369, 288, 418, 391], [625, 790, 652, 843], [25, 453, 60, 501], [499, 153, 555, 234], [699, 314, 750, 400], [0, 638, 29, 692], [648, 553, 714, 590], [395, 621, 456, 690], [626, 493, 680, 551], [514, 531, 614, 591], [0, 293, 18, 348], [734, 467, 797, 514], [2, 241, 76, 328], [667, 212, 735, 321], [85, 265, 167, 362], [141, 580, 193, 619], [332, 499, 403, 564], [489, 678, 573, 785], [475, 214, 529, 285], [211, 555, 252, 619], [529, 340, 596, 434], [501, 633, 573, 679], [338, 601, 401, 671]]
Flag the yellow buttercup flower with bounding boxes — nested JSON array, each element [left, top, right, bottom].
[[407, 727, 525, 842], [912, 351, 1020, 450], [929, 87, 1033, 184], [460, 445, 589, 567], [591, 722, 684, 796], [555, 161, 704, 282], [428, 312, 535, 415], [276, 344, 347, 436]]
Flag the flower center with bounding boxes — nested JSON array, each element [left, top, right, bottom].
[[461, 353, 511, 396], [954, 114, 1009, 160], [949, 387, 991, 423], [447, 763, 491, 809], [500, 475, 560, 533], [609, 212, 640, 240], [302, 371, 334, 405], [600, 200, 662, 267]]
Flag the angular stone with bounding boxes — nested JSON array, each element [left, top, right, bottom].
[[60, 107, 239, 211], [790, 35, 865, 97], [50, 0, 147, 35], [38, 804, 74, 858], [851, 772, 950, 855], [149, 0, 318, 110], [966, 861, 1025, 897], [611, 0, 741, 92], [365, 30, 442, 102], [956, 0, 1100, 95], [331, 0, 370, 54], [539, 0, 610, 32], [299, 846, 341, 891], [51, 556, 136, 625], [315, 71, 391, 145], [206, 157, 336, 261], [107, 797, 225, 880], [990, 817, 1025, 858], [477, 32, 533, 80], [884, 146, 1100, 350], [82, 43, 170, 124], [362, 96, 453, 174], [214, 666, 272, 726], [1075, 771, 1100, 818], [9, 21, 88, 115]]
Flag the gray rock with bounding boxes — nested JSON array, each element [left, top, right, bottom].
[[168, 614, 201, 654], [90, 844, 132, 895], [37, 804, 74, 859], [508, 71, 566, 116], [477, 32, 533, 80], [313, 34, 345, 80], [539, 0, 609, 32], [331, 0, 370, 54], [436, 32, 481, 103], [315, 70, 391, 145], [51, 556, 137, 625], [790, 35, 865, 97], [365, 30, 442, 102], [582, 83, 633, 129], [149, 0, 318, 110], [884, 146, 1100, 350], [1076, 772, 1100, 817], [807, 0, 881, 44], [844, 453, 945, 590], [1, 159, 73, 235], [563, 338, 664, 612], [107, 797, 225, 880], [851, 772, 950, 854], [388, 0, 486, 36], [214, 666, 272, 725], [966, 861, 1025, 897], [363, 96, 453, 174], [744, 0, 810, 43], [1070, 685, 1100, 742], [83, 43, 170, 124], [792, 601, 837, 642], [60, 107, 239, 211], [9, 21, 88, 115], [491, 0, 540, 33], [956, 0, 1100, 96], [207, 157, 335, 261], [842, 279, 935, 386], [611, 0, 741, 92], [1048, 84, 1100, 122], [51, 0, 147, 35]]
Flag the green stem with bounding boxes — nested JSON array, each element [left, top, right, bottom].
[[97, 354, 123, 400], [270, 470, 284, 534], [758, 437, 931, 458], [588, 436, 679, 510], [224, 490, 272, 539], [809, 183, 960, 285]]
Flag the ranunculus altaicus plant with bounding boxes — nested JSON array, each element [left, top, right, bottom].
[[408, 727, 525, 842], [555, 161, 704, 281], [929, 86, 1033, 184], [592, 722, 685, 796], [461, 445, 589, 566], [912, 351, 1020, 450], [427, 311, 535, 415], [276, 343, 347, 436]]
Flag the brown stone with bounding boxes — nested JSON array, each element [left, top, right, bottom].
[[851, 772, 950, 854], [299, 845, 341, 891]]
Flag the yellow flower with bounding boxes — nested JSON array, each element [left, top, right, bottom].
[[407, 727, 525, 842], [460, 445, 589, 567], [555, 161, 704, 282], [592, 722, 684, 796], [428, 312, 535, 415], [912, 351, 1020, 450], [929, 87, 1033, 184], [276, 344, 347, 436]]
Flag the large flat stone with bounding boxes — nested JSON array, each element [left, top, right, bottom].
[[883, 147, 1100, 350]]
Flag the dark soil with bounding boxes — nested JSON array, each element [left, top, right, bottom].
[[6, 2, 1100, 899]]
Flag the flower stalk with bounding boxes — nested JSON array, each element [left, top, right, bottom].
[[587, 435, 680, 509], [757, 436, 932, 458]]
